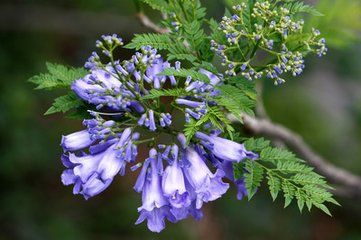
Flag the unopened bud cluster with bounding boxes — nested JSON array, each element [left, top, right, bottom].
[[211, 1, 327, 85]]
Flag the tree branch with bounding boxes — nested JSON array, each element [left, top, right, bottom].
[[136, 12, 169, 34], [243, 114, 361, 197]]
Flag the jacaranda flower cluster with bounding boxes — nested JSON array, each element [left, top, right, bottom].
[[60, 35, 258, 232]]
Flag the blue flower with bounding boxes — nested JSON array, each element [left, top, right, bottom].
[[146, 59, 176, 88], [199, 68, 221, 86], [61, 130, 94, 152], [135, 149, 176, 233], [162, 145, 191, 213], [61, 128, 138, 199], [183, 147, 229, 209], [72, 68, 129, 110], [195, 132, 258, 162]]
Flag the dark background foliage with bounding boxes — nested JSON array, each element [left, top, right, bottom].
[[0, 0, 360, 239]]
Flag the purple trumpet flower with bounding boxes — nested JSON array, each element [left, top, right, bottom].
[[61, 167, 112, 199], [72, 76, 105, 101], [135, 149, 175, 233], [183, 148, 229, 209], [61, 130, 94, 152], [146, 59, 176, 89], [176, 98, 207, 122], [72, 67, 133, 110], [199, 69, 221, 86], [176, 99, 205, 108], [185, 108, 201, 120], [162, 145, 191, 214], [159, 113, 172, 127], [138, 110, 170, 131], [61, 128, 137, 199], [137, 114, 147, 126], [195, 132, 258, 162], [148, 110, 157, 131], [139, 111, 172, 129], [177, 133, 187, 149], [129, 101, 145, 114], [83, 118, 118, 142], [183, 70, 221, 98]]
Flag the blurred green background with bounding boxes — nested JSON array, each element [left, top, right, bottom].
[[0, 0, 360, 239]]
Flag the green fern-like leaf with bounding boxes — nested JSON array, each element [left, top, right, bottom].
[[29, 63, 87, 90], [244, 0, 255, 32], [226, 76, 257, 100], [244, 137, 271, 152], [159, 68, 210, 83], [260, 147, 299, 163], [235, 137, 338, 215], [125, 34, 198, 63], [267, 172, 281, 201], [216, 85, 255, 121], [283, 1, 324, 16], [282, 180, 296, 208], [275, 161, 313, 174], [183, 105, 235, 143], [141, 88, 187, 100], [183, 20, 207, 51], [45, 92, 83, 115], [244, 159, 264, 200], [141, 0, 171, 12], [125, 34, 173, 50], [207, 106, 235, 134], [184, 118, 202, 144], [209, 18, 226, 44], [168, 0, 207, 57]]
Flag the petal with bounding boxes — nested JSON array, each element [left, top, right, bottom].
[[139, 158, 167, 211], [170, 206, 189, 221], [61, 154, 75, 168], [134, 159, 151, 193], [61, 169, 77, 186], [235, 178, 248, 200], [97, 144, 124, 180], [162, 162, 187, 196], [71, 78, 104, 101], [81, 173, 113, 199], [71, 153, 104, 182], [199, 69, 221, 85], [93, 68, 121, 89], [183, 148, 212, 189], [188, 202, 203, 221], [136, 206, 174, 233], [168, 191, 191, 209], [130, 101, 145, 113], [89, 138, 118, 155]]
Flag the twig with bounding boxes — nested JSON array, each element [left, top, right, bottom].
[[136, 12, 169, 34], [243, 114, 361, 197]]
